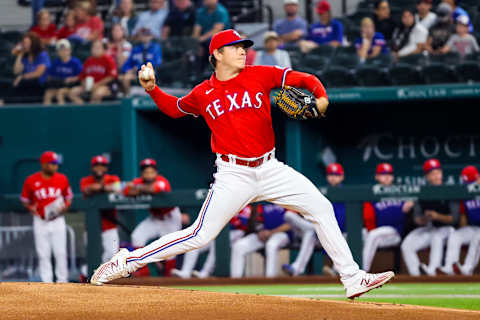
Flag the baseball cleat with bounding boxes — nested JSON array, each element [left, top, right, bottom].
[[436, 266, 452, 276], [346, 271, 395, 299], [282, 264, 296, 276], [420, 263, 435, 276], [90, 248, 130, 285]]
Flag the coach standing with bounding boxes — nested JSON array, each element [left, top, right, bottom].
[[20, 151, 73, 282]]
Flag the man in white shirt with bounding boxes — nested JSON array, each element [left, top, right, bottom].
[[132, 0, 168, 39], [415, 0, 437, 30]]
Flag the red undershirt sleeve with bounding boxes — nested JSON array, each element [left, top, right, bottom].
[[147, 86, 199, 118], [363, 202, 377, 231], [284, 70, 328, 100]]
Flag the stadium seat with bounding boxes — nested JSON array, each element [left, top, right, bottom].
[[297, 55, 328, 73], [397, 53, 428, 66], [422, 63, 458, 84], [334, 45, 357, 56], [319, 66, 358, 88], [389, 63, 425, 85], [455, 62, 480, 83], [355, 66, 391, 86], [428, 52, 461, 65], [309, 45, 335, 58], [330, 53, 360, 69], [465, 51, 480, 63], [365, 54, 393, 68], [0, 30, 23, 44]]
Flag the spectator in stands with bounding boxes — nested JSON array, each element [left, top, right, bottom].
[[68, 39, 117, 104], [373, 0, 396, 42], [415, 0, 437, 30], [423, 3, 455, 55], [132, 0, 168, 40], [31, 0, 45, 26], [162, 0, 196, 39], [442, 0, 473, 32], [253, 31, 291, 68], [391, 8, 428, 59], [442, 15, 479, 57], [193, 0, 230, 43], [30, 9, 57, 46], [72, 1, 104, 42], [110, 0, 138, 38], [298, 1, 343, 54], [10, 32, 50, 100], [273, 0, 307, 47], [107, 24, 132, 72], [57, 10, 77, 40], [120, 28, 162, 96], [43, 39, 82, 105], [356, 17, 389, 63]]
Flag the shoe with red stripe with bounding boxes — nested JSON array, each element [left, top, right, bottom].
[[90, 248, 130, 285], [346, 271, 394, 299]]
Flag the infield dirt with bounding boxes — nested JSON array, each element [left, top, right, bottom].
[[1, 282, 479, 320]]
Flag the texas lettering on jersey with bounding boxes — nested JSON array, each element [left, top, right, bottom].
[[205, 91, 264, 120]]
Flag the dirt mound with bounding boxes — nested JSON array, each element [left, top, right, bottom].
[[0, 282, 478, 320]]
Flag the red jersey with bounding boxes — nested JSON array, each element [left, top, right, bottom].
[[57, 25, 75, 39], [80, 55, 117, 83], [21, 172, 73, 220], [149, 66, 327, 158], [30, 24, 57, 42], [74, 16, 104, 40], [123, 175, 175, 218], [80, 174, 121, 231]]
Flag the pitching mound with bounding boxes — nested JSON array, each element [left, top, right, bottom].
[[1, 282, 479, 320]]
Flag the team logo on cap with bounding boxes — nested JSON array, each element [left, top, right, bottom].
[[233, 30, 241, 37]]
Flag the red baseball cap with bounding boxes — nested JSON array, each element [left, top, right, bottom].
[[209, 29, 254, 55], [40, 151, 59, 164], [326, 163, 344, 175], [376, 163, 393, 175], [91, 155, 109, 166], [461, 165, 479, 184], [317, 1, 331, 15], [423, 158, 441, 174], [140, 158, 157, 169]]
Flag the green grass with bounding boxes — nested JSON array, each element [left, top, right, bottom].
[[174, 283, 480, 311]]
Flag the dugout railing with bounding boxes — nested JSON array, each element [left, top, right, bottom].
[[1, 184, 480, 277]]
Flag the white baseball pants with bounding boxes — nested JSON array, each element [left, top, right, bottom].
[[230, 232, 290, 277], [461, 231, 480, 275], [284, 210, 317, 275], [230, 229, 246, 244], [33, 215, 68, 282], [177, 240, 216, 277], [131, 207, 182, 247], [442, 226, 480, 274], [125, 157, 361, 287], [401, 226, 454, 276], [362, 226, 401, 272], [102, 228, 120, 263]]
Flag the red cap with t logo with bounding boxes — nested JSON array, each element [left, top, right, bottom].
[[423, 158, 441, 174], [91, 155, 109, 166], [461, 165, 479, 184], [209, 29, 254, 55], [376, 163, 394, 175], [326, 163, 344, 175], [40, 151, 59, 164]]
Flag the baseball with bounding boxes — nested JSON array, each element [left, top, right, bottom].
[[140, 67, 154, 81]]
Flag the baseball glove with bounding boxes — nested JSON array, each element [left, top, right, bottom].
[[273, 86, 323, 120]]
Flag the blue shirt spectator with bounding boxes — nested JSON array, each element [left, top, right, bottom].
[[122, 41, 162, 73], [132, 0, 168, 39], [355, 32, 389, 55], [308, 19, 344, 45], [273, 0, 308, 46], [48, 57, 82, 79], [194, 0, 230, 41], [22, 51, 50, 84], [452, 6, 474, 33]]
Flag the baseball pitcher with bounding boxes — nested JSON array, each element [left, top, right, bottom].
[[91, 29, 394, 298]]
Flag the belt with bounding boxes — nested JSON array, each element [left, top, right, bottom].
[[220, 152, 273, 168]]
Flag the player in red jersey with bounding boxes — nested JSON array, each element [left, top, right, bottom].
[[21, 151, 73, 282], [80, 155, 122, 262], [91, 29, 394, 298], [123, 158, 182, 276]]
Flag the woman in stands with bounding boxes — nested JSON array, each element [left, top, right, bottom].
[[391, 8, 428, 60], [107, 24, 132, 72], [57, 10, 77, 40], [30, 9, 57, 46], [355, 17, 389, 63], [8, 32, 51, 103]]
